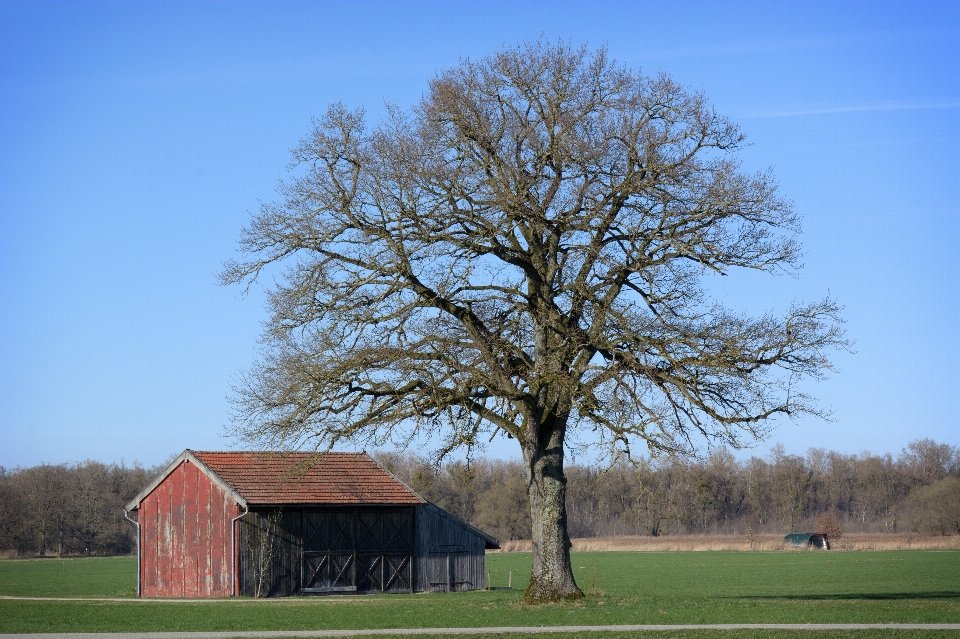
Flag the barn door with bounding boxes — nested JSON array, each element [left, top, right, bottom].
[[301, 508, 413, 594], [302, 511, 356, 593], [356, 510, 413, 593]]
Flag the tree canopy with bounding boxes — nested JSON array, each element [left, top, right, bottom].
[[222, 40, 846, 602]]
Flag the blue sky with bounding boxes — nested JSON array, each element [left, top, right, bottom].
[[1, 1, 957, 469]]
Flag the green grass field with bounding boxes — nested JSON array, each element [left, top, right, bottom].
[[0, 551, 958, 636]]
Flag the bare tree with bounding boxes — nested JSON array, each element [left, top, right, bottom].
[[901, 477, 960, 536], [637, 459, 669, 536], [19, 464, 68, 556], [67, 461, 127, 556], [222, 40, 846, 602], [770, 445, 811, 530], [0, 468, 31, 555], [813, 511, 843, 543], [902, 438, 955, 486], [744, 456, 772, 527], [245, 510, 284, 598]]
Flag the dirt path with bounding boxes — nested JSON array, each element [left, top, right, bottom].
[[2, 625, 960, 638]]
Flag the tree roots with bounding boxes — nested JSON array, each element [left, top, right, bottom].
[[522, 577, 585, 604]]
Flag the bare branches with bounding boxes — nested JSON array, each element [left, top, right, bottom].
[[223, 39, 846, 464]]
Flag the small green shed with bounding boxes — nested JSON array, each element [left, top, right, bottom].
[[784, 533, 830, 549]]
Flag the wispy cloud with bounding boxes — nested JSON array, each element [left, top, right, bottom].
[[641, 28, 959, 65], [745, 99, 960, 119]]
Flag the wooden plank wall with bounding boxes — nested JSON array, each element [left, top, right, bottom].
[[237, 509, 303, 597], [240, 505, 487, 597], [414, 503, 486, 592], [138, 460, 236, 597]]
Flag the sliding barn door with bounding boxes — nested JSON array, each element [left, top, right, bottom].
[[303, 510, 356, 593], [302, 508, 413, 594]]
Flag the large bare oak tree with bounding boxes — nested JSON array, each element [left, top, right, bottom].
[[222, 40, 846, 602]]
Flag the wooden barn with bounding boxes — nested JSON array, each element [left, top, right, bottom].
[[124, 450, 499, 597]]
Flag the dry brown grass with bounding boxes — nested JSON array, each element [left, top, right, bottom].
[[830, 533, 960, 550], [494, 533, 960, 552]]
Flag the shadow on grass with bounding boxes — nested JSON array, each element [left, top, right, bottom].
[[733, 591, 960, 601]]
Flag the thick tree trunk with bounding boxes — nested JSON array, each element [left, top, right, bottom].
[[522, 431, 584, 603]]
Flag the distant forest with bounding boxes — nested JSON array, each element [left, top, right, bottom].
[[1, 439, 958, 557]]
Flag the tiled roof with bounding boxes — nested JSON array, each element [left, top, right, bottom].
[[191, 451, 425, 506]]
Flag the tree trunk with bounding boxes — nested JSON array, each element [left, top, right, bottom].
[[522, 428, 583, 603]]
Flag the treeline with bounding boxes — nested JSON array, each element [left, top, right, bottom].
[[376, 438, 960, 542], [2, 439, 958, 557], [0, 461, 157, 556]]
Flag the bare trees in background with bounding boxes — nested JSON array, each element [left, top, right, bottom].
[[0, 461, 154, 556], [900, 476, 960, 536], [0, 438, 956, 557], [379, 438, 959, 542]]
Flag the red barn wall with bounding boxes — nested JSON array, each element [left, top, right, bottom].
[[138, 459, 239, 597]]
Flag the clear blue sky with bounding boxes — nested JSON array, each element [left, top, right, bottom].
[[1, 1, 957, 469]]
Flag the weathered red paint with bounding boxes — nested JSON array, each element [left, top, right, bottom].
[[138, 459, 237, 597]]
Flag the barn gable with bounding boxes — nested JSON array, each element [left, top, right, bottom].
[[127, 454, 242, 597], [126, 450, 244, 510], [125, 450, 498, 598]]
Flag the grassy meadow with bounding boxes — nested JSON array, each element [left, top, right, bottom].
[[0, 551, 958, 636]]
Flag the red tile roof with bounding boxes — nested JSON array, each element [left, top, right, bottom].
[[191, 451, 424, 506]]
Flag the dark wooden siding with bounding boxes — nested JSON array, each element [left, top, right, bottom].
[[238, 507, 416, 597], [237, 509, 303, 597], [138, 460, 236, 597], [414, 503, 486, 592]]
